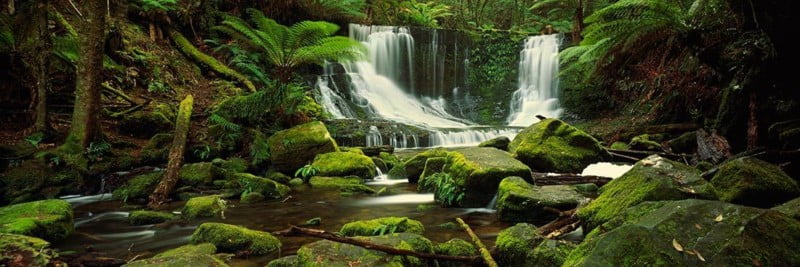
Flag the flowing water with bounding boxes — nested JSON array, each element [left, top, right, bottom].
[[507, 34, 564, 126]]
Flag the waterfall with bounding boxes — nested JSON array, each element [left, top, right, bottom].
[[366, 126, 383, 146], [506, 34, 563, 126]]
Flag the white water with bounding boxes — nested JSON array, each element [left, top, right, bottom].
[[367, 167, 407, 185], [353, 193, 435, 205], [581, 162, 634, 179], [507, 34, 563, 126]]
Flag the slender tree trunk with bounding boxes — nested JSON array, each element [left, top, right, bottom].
[[573, 0, 584, 42], [63, 0, 107, 152], [7, 0, 14, 15], [747, 90, 758, 149], [32, 0, 50, 132], [148, 95, 193, 209]]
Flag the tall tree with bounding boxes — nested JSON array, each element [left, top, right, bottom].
[[20, 0, 51, 133]]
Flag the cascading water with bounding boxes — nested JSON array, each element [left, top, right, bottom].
[[507, 34, 564, 126]]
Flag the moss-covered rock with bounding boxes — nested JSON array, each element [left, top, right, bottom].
[[372, 157, 388, 172], [266, 255, 299, 267], [190, 222, 281, 255], [233, 173, 290, 199], [609, 141, 630, 150], [0, 159, 83, 204], [379, 152, 402, 169], [309, 176, 375, 194], [628, 134, 663, 151], [387, 164, 408, 180], [711, 157, 800, 208], [0, 233, 60, 266], [289, 178, 304, 186], [564, 199, 800, 266], [404, 148, 450, 182], [508, 119, 608, 173], [212, 157, 249, 174], [665, 131, 697, 153], [125, 243, 227, 267], [0, 199, 73, 241], [296, 233, 433, 267], [311, 152, 377, 179], [180, 162, 222, 186], [119, 109, 173, 138], [128, 210, 175, 225], [479, 136, 511, 150], [576, 155, 716, 231], [267, 121, 339, 174], [240, 191, 265, 204], [496, 177, 586, 223], [773, 197, 800, 220], [434, 238, 477, 267], [154, 243, 217, 258], [496, 223, 544, 266], [339, 217, 424, 237], [112, 171, 163, 203], [531, 240, 575, 266], [182, 195, 227, 219], [140, 133, 173, 165], [419, 157, 446, 183]]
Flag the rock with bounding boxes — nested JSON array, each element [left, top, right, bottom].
[[339, 147, 365, 155], [496, 177, 586, 223], [773, 197, 800, 220], [628, 134, 663, 151], [311, 152, 377, 179], [509, 119, 608, 173], [179, 162, 222, 186], [0, 233, 60, 266], [240, 192, 265, 204], [154, 243, 217, 257], [768, 119, 800, 149], [263, 171, 292, 184], [361, 145, 394, 157], [140, 133, 173, 165], [387, 164, 408, 180], [339, 217, 424, 236], [267, 121, 339, 174], [125, 243, 227, 267], [289, 178, 304, 186], [266, 255, 298, 267], [665, 131, 697, 153], [419, 157, 446, 183], [212, 157, 248, 179], [302, 217, 322, 226], [479, 136, 510, 150], [609, 141, 630, 150], [128, 210, 175, 225], [0, 199, 73, 241], [0, 159, 83, 204], [564, 199, 800, 266], [378, 152, 402, 170], [119, 110, 173, 138], [529, 239, 576, 266], [404, 148, 450, 182], [576, 155, 716, 231], [309, 176, 375, 194], [371, 157, 388, 172], [182, 195, 227, 219], [296, 233, 433, 266], [573, 183, 598, 193], [711, 157, 800, 208], [190, 222, 281, 255], [496, 223, 544, 266], [434, 238, 477, 267], [232, 173, 290, 199], [112, 171, 164, 203]]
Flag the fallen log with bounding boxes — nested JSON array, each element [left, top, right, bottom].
[[273, 225, 482, 264], [607, 148, 691, 161], [532, 173, 613, 186], [608, 151, 641, 163], [617, 123, 699, 140], [148, 95, 193, 209], [456, 217, 498, 267]]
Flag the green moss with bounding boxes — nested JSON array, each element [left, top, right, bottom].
[[379, 152, 402, 169], [264, 171, 292, 184], [267, 255, 299, 267], [665, 131, 697, 153], [190, 222, 281, 255], [339, 147, 365, 155], [179, 162, 222, 186], [419, 157, 447, 183], [234, 173, 290, 199], [155, 243, 217, 258], [289, 178, 304, 186], [296, 233, 432, 267], [0, 233, 59, 266], [529, 240, 575, 266], [628, 134, 663, 151], [125, 254, 229, 267], [112, 171, 163, 202], [182, 195, 227, 219], [267, 121, 339, 174], [404, 148, 450, 182], [140, 133, 173, 164], [496, 223, 544, 266], [0, 199, 73, 241], [387, 163, 408, 180], [434, 238, 476, 267], [240, 191, 265, 204], [168, 29, 255, 92], [509, 119, 609, 173], [311, 152, 377, 179], [609, 141, 630, 150], [773, 197, 800, 220], [496, 177, 585, 223], [443, 147, 532, 207], [0, 159, 83, 204], [339, 217, 424, 237], [128, 210, 175, 225], [213, 157, 249, 179], [478, 136, 510, 150], [711, 157, 800, 208]]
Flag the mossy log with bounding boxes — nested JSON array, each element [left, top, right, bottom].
[[455, 217, 498, 267], [148, 95, 193, 208], [167, 28, 256, 92]]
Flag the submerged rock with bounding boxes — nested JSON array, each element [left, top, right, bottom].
[[508, 118, 608, 173], [0, 233, 60, 266], [125, 243, 227, 267], [311, 152, 377, 179], [478, 136, 511, 150], [182, 195, 227, 219], [0, 199, 73, 241], [267, 121, 339, 174], [773, 197, 800, 220], [295, 233, 433, 266], [576, 155, 716, 231], [496, 177, 586, 223], [339, 217, 424, 237], [128, 210, 175, 225], [711, 157, 800, 208], [190, 222, 281, 255], [564, 199, 800, 266]]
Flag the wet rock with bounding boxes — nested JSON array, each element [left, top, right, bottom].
[[112, 171, 163, 203], [371, 157, 388, 172], [240, 192, 265, 204], [182, 195, 227, 219], [190, 222, 281, 256], [232, 173, 290, 199], [564, 199, 800, 266], [309, 176, 375, 194], [509, 118, 608, 173], [264, 171, 292, 184], [387, 164, 408, 180], [154, 243, 217, 257], [212, 157, 249, 179], [267, 121, 339, 174], [773, 197, 800, 220], [0, 199, 73, 241], [128, 210, 175, 225], [289, 178, 304, 186], [361, 145, 394, 156], [404, 148, 450, 182], [296, 233, 433, 266], [711, 157, 800, 208], [378, 152, 402, 170], [496, 223, 543, 266], [311, 152, 377, 179], [496, 177, 586, 223], [340, 217, 425, 236], [628, 134, 663, 151], [479, 136, 510, 150], [434, 238, 477, 267], [125, 243, 227, 267], [0, 234, 60, 266], [576, 155, 716, 231], [266, 255, 298, 267], [180, 162, 223, 186], [529, 239, 576, 266]]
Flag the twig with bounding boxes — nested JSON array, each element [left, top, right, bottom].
[[537, 208, 579, 239], [67, 0, 83, 17], [608, 151, 642, 162], [281, 196, 292, 203], [456, 218, 498, 267]]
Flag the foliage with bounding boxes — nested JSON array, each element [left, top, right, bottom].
[[420, 172, 463, 207], [24, 133, 46, 146], [399, 1, 454, 28], [530, 0, 611, 34], [85, 140, 112, 163], [302, 0, 367, 21], [0, 14, 13, 52], [193, 144, 212, 160], [295, 164, 319, 181], [137, 0, 179, 13], [249, 130, 270, 165]]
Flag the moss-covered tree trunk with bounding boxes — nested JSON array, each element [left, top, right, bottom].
[[167, 28, 256, 92], [63, 0, 107, 152], [20, 0, 51, 132], [148, 95, 193, 209]]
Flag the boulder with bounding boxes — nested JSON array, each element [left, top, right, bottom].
[[0, 199, 73, 241], [311, 152, 377, 179], [0, 159, 83, 205], [404, 148, 450, 182], [434, 238, 477, 267], [0, 234, 60, 266], [125, 243, 228, 267], [266, 255, 299, 267], [576, 155, 716, 231], [496, 177, 586, 223], [371, 157, 388, 172], [665, 131, 697, 153], [153, 243, 217, 258], [295, 233, 433, 266], [233, 173, 290, 199], [711, 157, 800, 208], [240, 192, 265, 204], [773, 197, 800, 220], [608, 141, 630, 150], [128, 210, 175, 225], [190, 222, 281, 255], [179, 162, 222, 186], [267, 121, 339, 174], [309, 176, 375, 194], [509, 119, 608, 173], [212, 157, 249, 174], [339, 217, 424, 237], [496, 223, 544, 266], [564, 199, 800, 266], [378, 152, 402, 170], [479, 136, 511, 150], [419, 157, 446, 183], [182, 195, 227, 219], [112, 171, 163, 202], [628, 134, 663, 151], [529, 239, 576, 267]]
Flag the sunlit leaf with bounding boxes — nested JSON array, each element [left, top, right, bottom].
[[715, 214, 723, 222], [672, 238, 684, 252]]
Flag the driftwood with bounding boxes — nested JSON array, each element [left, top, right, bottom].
[[537, 208, 580, 239], [148, 95, 193, 208], [274, 225, 482, 264], [456, 217, 498, 267], [532, 172, 613, 187]]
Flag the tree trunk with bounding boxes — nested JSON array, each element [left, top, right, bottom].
[[573, 0, 584, 42], [747, 90, 758, 149], [7, 0, 14, 15], [32, 0, 50, 132], [63, 0, 107, 152], [149, 22, 156, 42], [148, 95, 193, 209]]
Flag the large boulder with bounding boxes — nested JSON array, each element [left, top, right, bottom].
[[339, 217, 424, 237], [294, 233, 433, 266], [773, 197, 800, 220], [0, 199, 73, 241], [711, 157, 800, 208], [404, 149, 450, 182], [267, 121, 339, 174], [190, 222, 281, 255], [479, 136, 511, 150], [496, 177, 586, 223], [495, 223, 544, 266], [124, 243, 228, 267], [232, 173, 290, 199], [311, 152, 377, 179], [564, 199, 800, 266], [182, 195, 227, 219], [576, 155, 716, 231], [508, 119, 608, 173], [0, 234, 61, 266], [308, 176, 376, 194]]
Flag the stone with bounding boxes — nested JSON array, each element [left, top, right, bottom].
[[289, 178, 304, 186], [309, 176, 375, 194], [232, 173, 290, 199], [212, 157, 249, 174], [128, 210, 175, 225], [190, 222, 281, 255], [154, 243, 217, 258], [125, 243, 227, 267], [179, 162, 222, 186], [496, 177, 586, 223], [182, 195, 227, 219], [772, 197, 800, 220], [496, 223, 544, 266], [119, 110, 173, 138], [264, 171, 292, 184], [509, 119, 608, 173], [529, 239, 576, 266], [240, 192, 265, 204], [0, 159, 83, 205], [628, 134, 663, 151], [711, 157, 800, 208], [576, 155, 717, 231], [140, 133, 173, 165], [311, 152, 377, 179], [296, 233, 433, 267], [372, 157, 388, 172], [609, 141, 630, 150], [0, 234, 60, 266], [112, 171, 163, 203], [378, 152, 402, 170], [266, 255, 299, 267], [404, 148, 450, 182], [434, 238, 477, 267], [665, 131, 697, 153], [419, 157, 447, 183], [478, 136, 511, 150], [339, 217, 425, 236], [267, 121, 339, 174], [0, 199, 73, 241]]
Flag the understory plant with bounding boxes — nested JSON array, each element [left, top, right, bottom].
[[420, 172, 464, 207]]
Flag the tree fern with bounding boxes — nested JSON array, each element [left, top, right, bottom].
[[0, 14, 13, 52], [302, 0, 367, 21], [399, 1, 454, 28]]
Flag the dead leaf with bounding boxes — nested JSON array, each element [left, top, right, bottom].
[[685, 250, 696, 255], [672, 238, 684, 252], [694, 250, 705, 262], [715, 214, 724, 222], [695, 224, 702, 230]]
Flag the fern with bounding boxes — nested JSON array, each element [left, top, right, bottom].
[[302, 0, 367, 20], [295, 164, 319, 181], [419, 172, 464, 207], [399, 1, 454, 28], [0, 14, 13, 52], [249, 130, 271, 165]]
